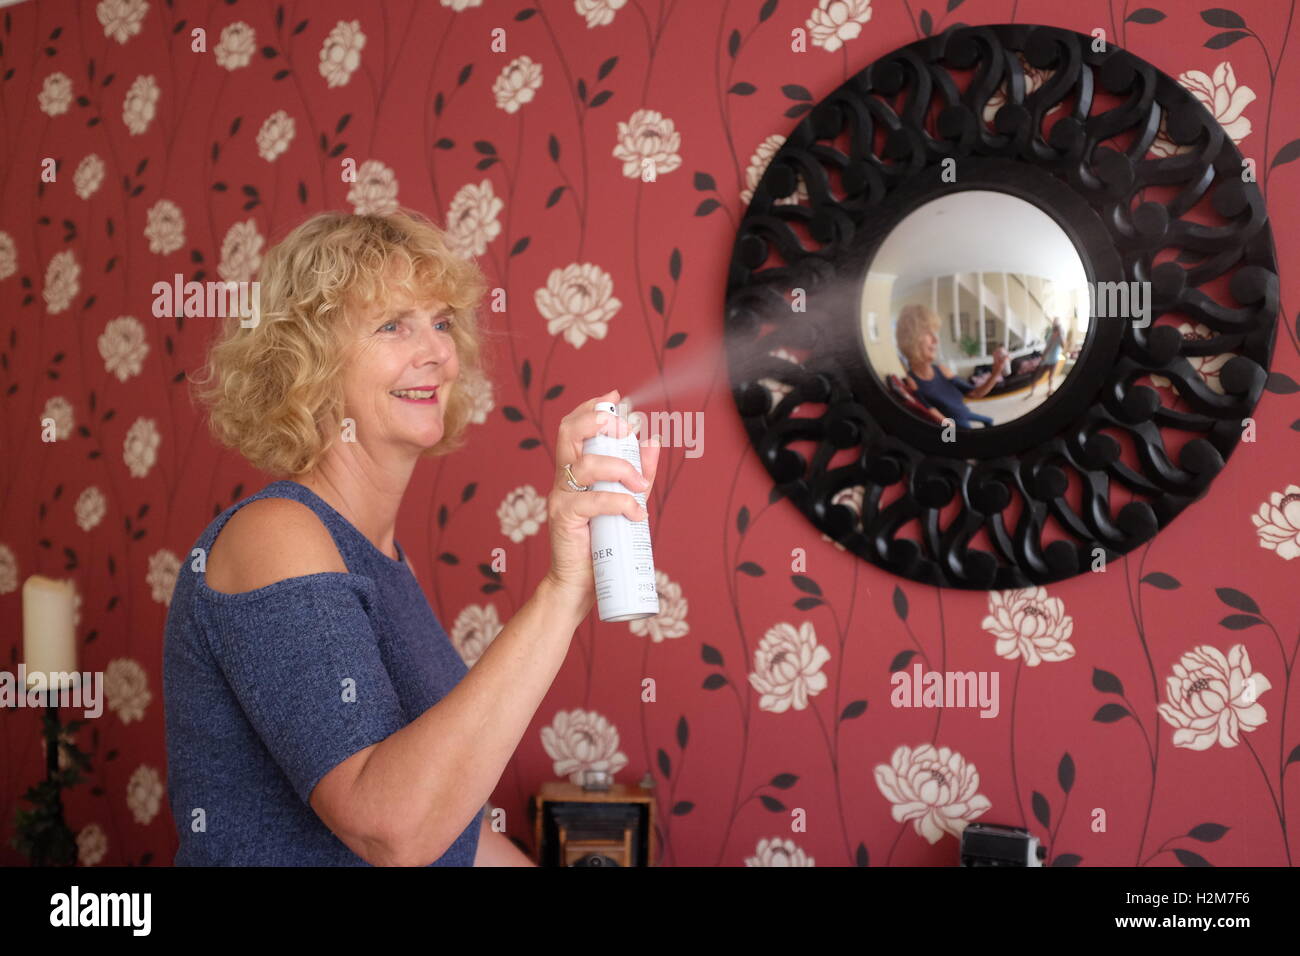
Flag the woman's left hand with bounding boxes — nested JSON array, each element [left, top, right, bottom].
[[991, 346, 1009, 376]]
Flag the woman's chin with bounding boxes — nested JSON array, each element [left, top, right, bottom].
[[400, 428, 444, 453]]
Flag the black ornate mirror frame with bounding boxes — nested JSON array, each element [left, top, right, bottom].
[[726, 23, 1279, 590]]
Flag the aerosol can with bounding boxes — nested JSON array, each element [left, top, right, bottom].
[[584, 401, 659, 622]]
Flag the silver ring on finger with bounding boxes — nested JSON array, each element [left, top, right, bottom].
[[562, 462, 590, 492]]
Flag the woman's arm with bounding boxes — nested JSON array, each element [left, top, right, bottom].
[[945, 350, 1006, 400], [964, 374, 999, 400], [309, 393, 654, 867], [311, 575, 589, 866]]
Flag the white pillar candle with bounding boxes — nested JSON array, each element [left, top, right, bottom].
[[22, 575, 78, 690]]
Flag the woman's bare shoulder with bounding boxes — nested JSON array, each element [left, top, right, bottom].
[[205, 497, 348, 595]]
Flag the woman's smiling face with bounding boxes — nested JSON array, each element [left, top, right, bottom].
[[922, 328, 938, 359], [340, 292, 459, 456], [909, 326, 938, 365]]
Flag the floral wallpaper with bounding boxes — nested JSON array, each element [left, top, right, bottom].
[[1, 0, 1299, 868]]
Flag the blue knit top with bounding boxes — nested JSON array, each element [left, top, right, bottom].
[[908, 363, 981, 428], [163, 479, 483, 866]]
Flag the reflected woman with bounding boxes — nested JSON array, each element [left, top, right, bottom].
[[895, 304, 1006, 429]]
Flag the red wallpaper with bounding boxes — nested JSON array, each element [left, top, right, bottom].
[[2, 0, 1299, 867]]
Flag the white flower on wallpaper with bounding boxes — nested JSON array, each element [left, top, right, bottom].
[[40, 396, 74, 440], [122, 75, 160, 135], [38, 72, 73, 116], [1146, 322, 1230, 395], [97, 0, 148, 44], [535, 263, 621, 349], [820, 484, 865, 552], [981, 586, 1075, 666], [575, 0, 627, 28], [256, 110, 296, 162], [1252, 483, 1300, 560], [745, 836, 815, 866], [444, 180, 503, 259], [748, 620, 830, 713], [875, 743, 992, 844], [217, 219, 263, 282], [981, 51, 1063, 127], [99, 315, 149, 382], [75, 486, 107, 532], [1149, 61, 1255, 158], [494, 55, 543, 113], [613, 108, 682, 179], [319, 20, 366, 88], [740, 135, 809, 206], [74, 154, 106, 200], [143, 199, 185, 255], [0, 231, 16, 280], [458, 370, 495, 424], [43, 249, 80, 313], [1157, 644, 1271, 750], [0, 544, 17, 594], [123, 417, 160, 478], [346, 159, 400, 216], [77, 823, 108, 866], [450, 603, 503, 668], [214, 21, 256, 71], [147, 549, 181, 606], [497, 485, 546, 542], [541, 709, 629, 785], [105, 658, 153, 724], [806, 0, 873, 53], [756, 347, 801, 412], [127, 764, 163, 825], [628, 569, 689, 642], [441, 0, 483, 9]]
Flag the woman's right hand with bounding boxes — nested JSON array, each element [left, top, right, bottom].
[[541, 389, 662, 615]]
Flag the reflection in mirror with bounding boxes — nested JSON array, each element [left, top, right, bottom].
[[861, 191, 1091, 430]]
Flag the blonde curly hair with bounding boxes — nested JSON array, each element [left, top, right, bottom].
[[894, 303, 942, 368], [191, 208, 492, 477]]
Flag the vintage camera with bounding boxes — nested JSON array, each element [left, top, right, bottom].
[[570, 853, 621, 867], [959, 823, 1046, 866]]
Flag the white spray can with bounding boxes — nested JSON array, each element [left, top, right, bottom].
[[584, 400, 659, 623]]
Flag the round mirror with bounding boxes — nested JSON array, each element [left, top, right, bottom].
[[725, 23, 1281, 589], [862, 190, 1091, 431]]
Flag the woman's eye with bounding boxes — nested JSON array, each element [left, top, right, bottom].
[[378, 321, 399, 333]]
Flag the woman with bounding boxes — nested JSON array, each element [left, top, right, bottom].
[[163, 209, 659, 866], [1023, 318, 1064, 400], [895, 304, 1007, 429]]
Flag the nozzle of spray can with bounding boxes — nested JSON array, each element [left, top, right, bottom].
[[584, 399, 659, 623]]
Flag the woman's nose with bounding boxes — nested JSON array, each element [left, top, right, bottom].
[[416, 324, 453, 363]]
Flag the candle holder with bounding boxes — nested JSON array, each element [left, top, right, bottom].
[[10, 680, 91, 867]]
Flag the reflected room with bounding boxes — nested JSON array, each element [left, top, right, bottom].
[[861, 191, 1091, 430]]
